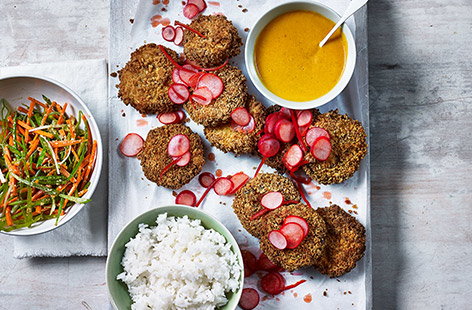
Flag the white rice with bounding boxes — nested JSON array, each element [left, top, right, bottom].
[[117, 213, 241, 310]]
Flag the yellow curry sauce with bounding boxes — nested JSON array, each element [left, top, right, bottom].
[[255, 10, 348, 102]]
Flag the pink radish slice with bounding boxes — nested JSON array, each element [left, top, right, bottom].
[[175, 190, 197, 206], [261, 272, 286, 295], [191, 87, 213, 105], [257, 137, 280, 157], [188, 0, 207, 11], [173, 26, 184, 45], [172, 68, 185, 84], [280, 107, 292, 118], [305, 127, 330, 147], [274, 119, 296, 143], [198, 172, 215, 188], [197, 73, 224, 98], [188, 72, 205, 89], [179, 68, 198, 87], [176, 110, 186, 121], [231, 115, 255, 133], [282, 144, 304, 168], [310, 136, 332, 161], [259, 133, 274, 143], [297, 110, 313, 127], [283, 216, 309, 237], [158, 112, 180, 124], [239, 288, 260, 310], [183, 3, 200, 19], [172, 151, 191, 166], [279, 222, 305, 249], [229, 172, 249, 194], [213, 177, 234, 195], [264, 112, 288, 135], [167, 134, 190, 157], [268, 230, 287, 250], [119, 133, 144, 157], [162, 25, 176, 42], [168, 83, 190, 104], [231, 107, 251, 126], [260, 191, 284, 210]]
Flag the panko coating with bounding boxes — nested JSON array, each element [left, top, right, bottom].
[[259, 203, 328, 271], [184, 65, 248, 127], [314, 205, 366, 277], [137, 124, 205, 189], [118, 44, 180, 115], [204, 96, 266, 155], [183, 15, 242, 67], [303, 110, 367, 184], [232, 173, 300, 238]]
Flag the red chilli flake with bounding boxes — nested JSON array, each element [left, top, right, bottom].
[[175, 21, 207, 38]]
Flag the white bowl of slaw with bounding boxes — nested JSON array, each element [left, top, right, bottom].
[[0, 75, 103, 236]]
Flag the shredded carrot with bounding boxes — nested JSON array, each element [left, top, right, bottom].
[[50, 139, 83, 148], [5, 207, 13, 226], [57, 103, 68, 125], [17, 106, 29, 114]]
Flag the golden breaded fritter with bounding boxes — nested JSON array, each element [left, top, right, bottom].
[[204, 96, 266, 155], [259, 203, 328, 271], [183, 15, 242, 67], [184, 65, 247, 127], [118, 44, 179, 115], [232, 173, 300, 238], [303, 110, 367, 184], [314, 205, 366, 277], [137, 124, 205, 189]]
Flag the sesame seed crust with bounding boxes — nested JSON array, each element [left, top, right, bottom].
[[118, 44, 180, 115], [137, 124, 205, 189], [204, 96, 266, 155], [183, 15, 243, 67], [232, 173, 300, 238], [184, 65, 248, 127], [303, 110, 368, 184], [259, 203, 328, 271], [314, 205, 366, 277]]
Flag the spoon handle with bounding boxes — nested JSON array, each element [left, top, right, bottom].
[[319, 0, 369, 47]]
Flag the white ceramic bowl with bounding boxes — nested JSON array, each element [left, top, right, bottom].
[[0, 75, 103, 236], [245, 0, 356, 110]]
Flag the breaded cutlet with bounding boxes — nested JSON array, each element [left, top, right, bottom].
[[118, 44, 180, 115], [137, 124, 205, 189], [314, 205, 366, 277]]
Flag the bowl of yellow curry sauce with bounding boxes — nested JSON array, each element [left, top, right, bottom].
[[245, 1, 356, 109]]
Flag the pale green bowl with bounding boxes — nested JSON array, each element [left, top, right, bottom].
[[106, 205, 244, 310]]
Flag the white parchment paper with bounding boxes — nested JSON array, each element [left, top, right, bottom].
[[109, 0, 370, 308]]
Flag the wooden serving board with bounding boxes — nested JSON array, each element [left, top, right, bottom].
[[108, 0, 371, 308]]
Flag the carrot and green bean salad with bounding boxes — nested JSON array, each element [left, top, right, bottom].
[[0, 96, 97, 231]]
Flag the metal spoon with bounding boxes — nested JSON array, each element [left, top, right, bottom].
[[319, 0, 369, 47]]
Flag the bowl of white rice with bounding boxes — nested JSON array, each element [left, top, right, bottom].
[[106, 205, 244, 310]]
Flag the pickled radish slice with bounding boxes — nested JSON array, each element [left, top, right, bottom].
[[283, 216, 309, 237], [188, 0, 207, 11], [229, 172, 249, 194], [268, 230, 287, 250], [231, 107, 251, 126], [274, 119, 295, 143], [260, 272, 286, 295], [168, 83, 190, 104], [311, 136, 332, 161], [213, 177, 234, 195], [172, 151, 191, 166], [191, 87, 213, 105], [305, 127, 330, 147], [172, 68, 185, 84], [257, 253, 281, 271], [296, 110, 313, 127], [260, 192, 284, 210], [239, 288, 260, 310], [158, 112, 180, 124], [179, 67, 198, 87], [167, 134, 190, 157], [183, 3, 200, 19], [257, 137, 280, 158], [174, 26, 184, 45], [162, 25, 176, 42], [241, 250, 258, 277], [282, 144, 304, 169], [231, 116, 255, 133], [197, 73, 224, 98], [119, 133, 144, 157], [280, 222, 305, 249], [176, 110, 186, 121], [175, 190, 196, 206], [198, 172, 215, 188], [188, 72, 205, 89]]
